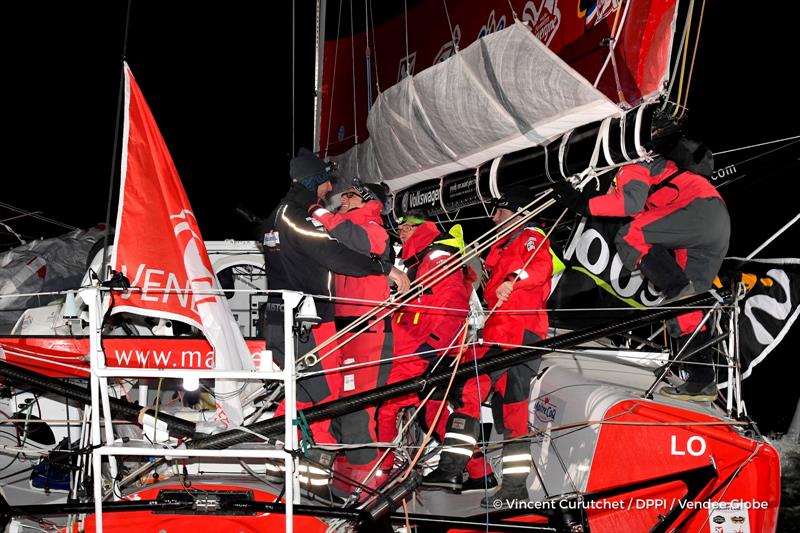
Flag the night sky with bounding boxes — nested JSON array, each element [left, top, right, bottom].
[[3, 2, 799, 431]]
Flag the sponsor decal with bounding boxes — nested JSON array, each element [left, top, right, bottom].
[[523, 0, 562, 46], [478, 10, 507, 39], [397, 52, 417, 81], [403, 187, 441, 210], [525, 236, 538, 252], [433, 25, 461, 64], [713, 515, 726, 524], [578, 0, 619, 27], [533, 396, 558, 423]]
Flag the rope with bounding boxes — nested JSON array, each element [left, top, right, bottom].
[[678, 0, 706, 118], [403, 0, 410, 76], [399, 207, 566, 480], [506, 0, 518, 21], [592, 1, 630, 91], [301, 192, 556, 368], [323, 0, 344, 157], [368, 0, 381, 94], [0, 201, 77, 231], [713, 134, 800, 156], [349, 0, 359, 170], [442, 0, 458, 54], [400, 317, 470, 480], [671, 1, 694, 116], [661, 0, 694, 111]]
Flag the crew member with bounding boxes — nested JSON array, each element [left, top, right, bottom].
[[376, 213, 472, 476], [309, 178, 393, 491], [551, 137, 730, 400], [424, 188, 557, 504], [261, 148, 408, 494]]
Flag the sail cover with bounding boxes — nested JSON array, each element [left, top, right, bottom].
[[332, 21, 620, 190], [112, 63, 254, 428]]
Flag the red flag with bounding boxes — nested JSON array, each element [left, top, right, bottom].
[[112, 63, 253, 428]]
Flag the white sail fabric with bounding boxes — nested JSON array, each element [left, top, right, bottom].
[[333, 21, 620, 190]]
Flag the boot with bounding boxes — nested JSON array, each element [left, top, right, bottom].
[[639, 246, 692, 300], [422, 414, 480, 492], [481, 441, 532, 508]]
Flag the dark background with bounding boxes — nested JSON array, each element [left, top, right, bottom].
[[2, 2, 798, 434]]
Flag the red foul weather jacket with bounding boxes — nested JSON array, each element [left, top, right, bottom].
[[312, 201, 391, 318], [588, 159, 722, 218], [483, 226, 553, 345], [393, 221, 469, 360]]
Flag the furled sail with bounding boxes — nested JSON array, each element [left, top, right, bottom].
[[332, 21, 620, 190]]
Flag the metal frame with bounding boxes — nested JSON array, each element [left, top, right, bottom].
[[83, 287, 302, 533]]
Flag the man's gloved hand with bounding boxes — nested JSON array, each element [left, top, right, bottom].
[[550, 181, 590, 215]]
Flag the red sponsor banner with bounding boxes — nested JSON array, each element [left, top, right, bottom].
[[318, 0, 676, 155], [0, 337, 267, 379]]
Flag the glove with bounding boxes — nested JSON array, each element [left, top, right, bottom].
[[550, 181, 590, 215]]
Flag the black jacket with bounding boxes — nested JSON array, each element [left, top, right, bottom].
[[262, 183, 390, 322]]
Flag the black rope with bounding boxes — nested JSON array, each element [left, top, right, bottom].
[[100, 0, 133, 282]]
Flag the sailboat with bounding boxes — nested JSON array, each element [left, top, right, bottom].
[[1, 1, 797, 532]]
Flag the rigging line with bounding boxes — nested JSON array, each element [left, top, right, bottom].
[[0, 202, 77, 231], [591, 0, 630, 89], [403, 0, 410, 75], [0, 211, 43, 223], [308, 198, 557, 366], [397, 209, 566, 481], [660, 0, 694, 111], [324, 0, 344, 157], [302, 194, 556, 367], [678, 0, 706, 118], [671, 0, 694, 117], [441, 0, 457, 54], [716, 138, 800, 178], [368, 0, 381, 94], [506, 0, 518, 21], [400, 317, 470, 481], [713, 134, 800, 156], [746, 212, 800, 260], [100, 0, 132, 283], [689, 444, 762, 533], [349, 0, 360, 166]]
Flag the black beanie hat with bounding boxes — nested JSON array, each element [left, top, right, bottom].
[[290, 148, 331, 190]]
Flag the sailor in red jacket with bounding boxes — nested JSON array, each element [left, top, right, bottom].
[[309, 179, 393, 491], [552, 137, 730, 400], [376, 214, 471, 475], [424, 189, 554, 502]]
